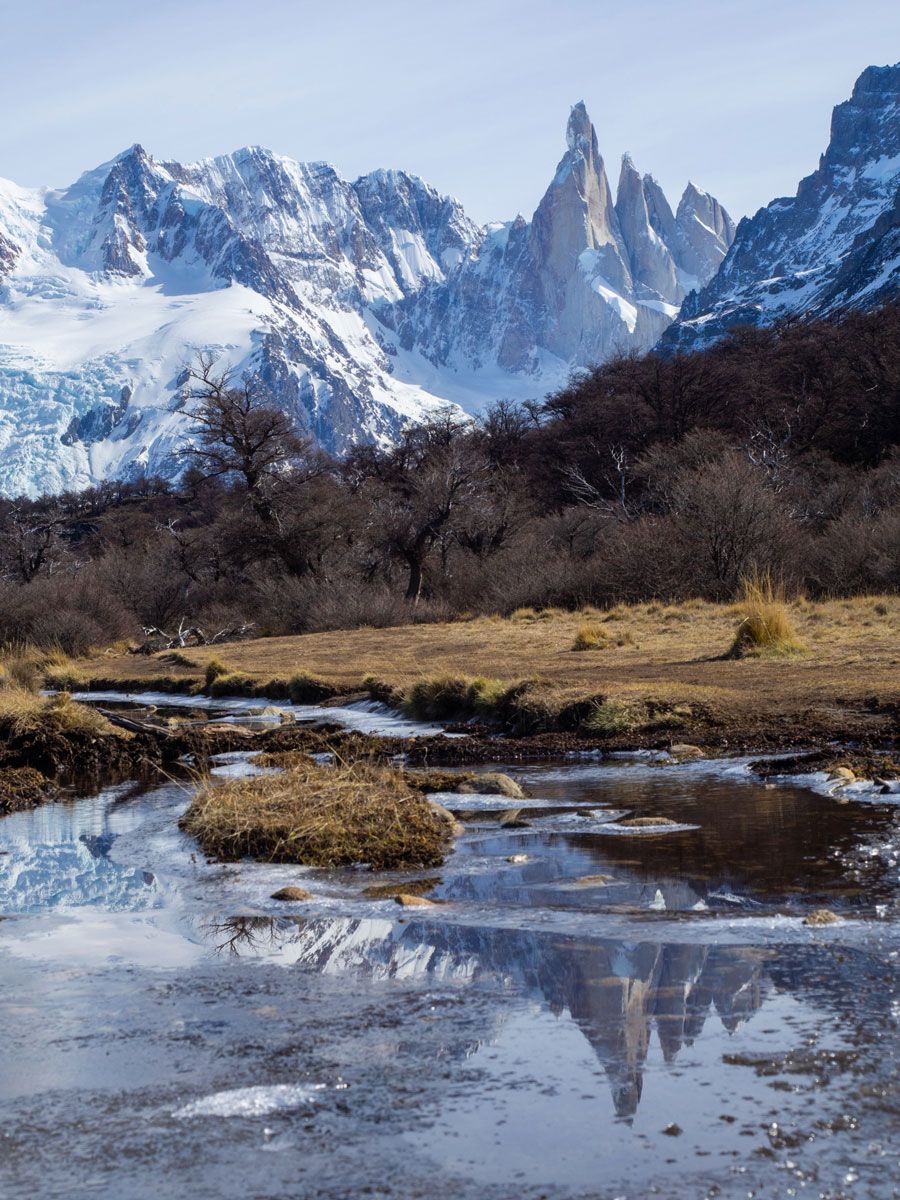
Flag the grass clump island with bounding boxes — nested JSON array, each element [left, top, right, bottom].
[[179, 758, 453, 868]]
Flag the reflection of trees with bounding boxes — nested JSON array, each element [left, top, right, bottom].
[[204, 915, 303, 955], [205, 915, 767, 1116]]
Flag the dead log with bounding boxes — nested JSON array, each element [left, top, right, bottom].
[[98, 709, 176, 738]]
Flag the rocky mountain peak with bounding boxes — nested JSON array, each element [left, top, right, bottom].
[[565, 101, 595, 154], [826, 63, 900, 169], [665, 62, 900, 353]]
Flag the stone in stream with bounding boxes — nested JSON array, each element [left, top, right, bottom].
[[363, 878, 440, 900], [506, 854, 530, 863], [454, 773, 525, 799], [573, 874, 616, 886], [804, 908, 841, 926], [669, 743, 703, 757], [394, 894, 440, 908], [827, 767, 856, 783], [499, 809, 532, 829], [618, 817, 679, 828], [271, 886, 314, 902], [427, 799, 465, 837]]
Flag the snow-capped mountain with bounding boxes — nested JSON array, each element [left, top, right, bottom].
[[665, 63, 900, 350], [0, 104, 732, 495]]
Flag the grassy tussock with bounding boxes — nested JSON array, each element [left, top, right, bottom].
[[572, 623, 636, 651], [582, 698, 693, 736], [0, 643, 82, 692], [287, 672, 335, 704], [180, 759, 450, 868], [403, 675, 524, 721], [572, 623, 610, 651], [728, 573, 806, 659], [204, 658, 230, 686], [0, 685, 116, 738], [207, 670, 255, 697], [0, 644, 116, 737]]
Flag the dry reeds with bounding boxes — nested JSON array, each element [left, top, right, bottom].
[[572, 623, 610, 651], [728, 572, 805, 659], [179, 758, 451, 868]]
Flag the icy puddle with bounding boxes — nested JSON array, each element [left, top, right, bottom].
[[3, 733, 900, 1198]]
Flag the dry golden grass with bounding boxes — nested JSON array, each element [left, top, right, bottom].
[[0, 645, 116, 738], [572, 622, 610, 651], [0, 685, 116, 738], [180, 758, 450, 867], [0, 643, 84, 692], [77, 592, 900, 738], [728, 573, 806, 659]]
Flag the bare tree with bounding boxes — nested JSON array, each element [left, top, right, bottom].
[[348, 416, 487, 603], [175, 354, 308, 521]]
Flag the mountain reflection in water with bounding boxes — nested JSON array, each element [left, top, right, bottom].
[[206, 914, 769, 1117]]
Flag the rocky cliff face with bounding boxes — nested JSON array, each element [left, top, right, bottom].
[[665, 63, 900, 350], [0, 106, 731, 495]]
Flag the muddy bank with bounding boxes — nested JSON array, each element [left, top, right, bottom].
[[0, 767, 56, 814], [9, 688, 900, 805], [750, 748, 900, 783]]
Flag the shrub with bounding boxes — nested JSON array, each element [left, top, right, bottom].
[[727, 572, 805, 659]]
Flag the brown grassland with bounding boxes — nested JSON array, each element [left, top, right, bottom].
[[76, 594, 900, 748]]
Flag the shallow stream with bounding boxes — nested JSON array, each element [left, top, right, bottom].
[[3, 695, 900, 1198]]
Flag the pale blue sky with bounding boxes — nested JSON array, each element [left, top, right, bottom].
[[4, 0, 900, 225]]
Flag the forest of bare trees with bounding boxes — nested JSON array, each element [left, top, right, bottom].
[[4, 302, 900, 652]]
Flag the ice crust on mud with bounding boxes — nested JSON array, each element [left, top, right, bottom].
[[172, 1084, 327, 1119]]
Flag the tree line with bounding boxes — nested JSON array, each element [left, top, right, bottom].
[[3, 302, 900, 652]]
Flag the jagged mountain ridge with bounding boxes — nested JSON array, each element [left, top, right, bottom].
[[666, 63, 900, 350], [0, 105, 732, 495]]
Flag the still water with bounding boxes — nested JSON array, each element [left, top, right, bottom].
[[2, 705, 900, 1199]]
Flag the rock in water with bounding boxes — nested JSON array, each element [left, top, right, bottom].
[[804, 909, 841, 926], [670, 743, 703, 758], [427, 799, 465, 836], [394, 894, 440, 908], [618, 817, 678, 827], [454, 773, 525, 798], [271, 886, 314, 901]]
